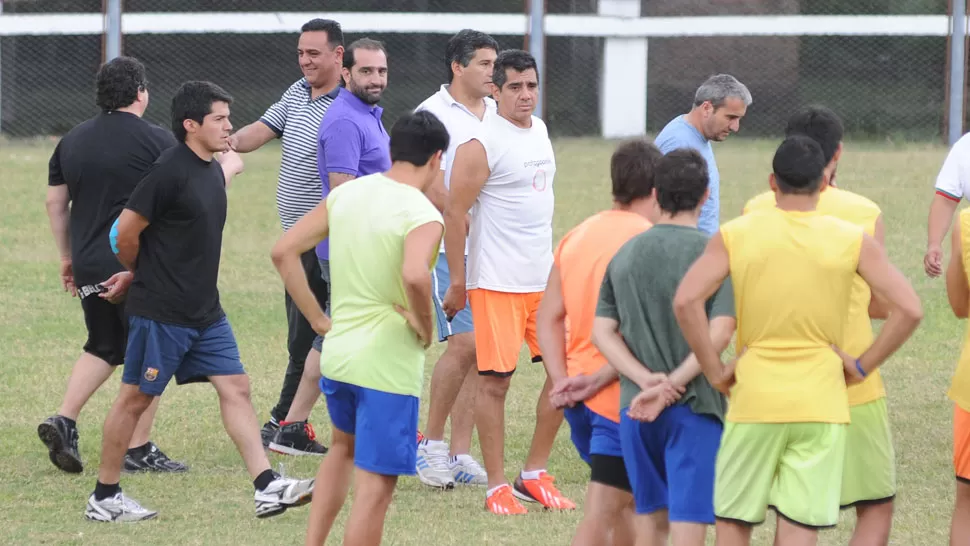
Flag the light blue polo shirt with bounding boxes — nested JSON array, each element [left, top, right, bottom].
[[654, 115, 720, 235]]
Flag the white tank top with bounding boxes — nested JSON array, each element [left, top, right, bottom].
[[466, 111, 556, 293]]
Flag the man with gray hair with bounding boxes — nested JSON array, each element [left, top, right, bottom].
[[654, 74, 751, 235]]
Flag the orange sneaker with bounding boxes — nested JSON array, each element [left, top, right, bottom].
[[485, 484, 528, 515], [512, 472, 576, 510]]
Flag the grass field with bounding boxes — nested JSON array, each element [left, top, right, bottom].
[[0, 136, 962, 545]]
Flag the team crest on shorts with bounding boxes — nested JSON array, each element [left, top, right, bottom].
[[145, 368, 159, 382]]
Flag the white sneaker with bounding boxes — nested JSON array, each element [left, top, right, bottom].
[[450, 454, 488, 486], [84, 492, 158, 523], [415, 440, 456, 489], [254, 472, 315, 518]]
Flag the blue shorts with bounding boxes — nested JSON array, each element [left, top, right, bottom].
[[121, 315, 245, 397], [431, 254, 473, 342], [620, 404, 723, 523], [564, 403, 624, 465], [320, 377, 420, 476]]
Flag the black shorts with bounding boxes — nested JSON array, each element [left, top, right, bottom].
[[79, 286, 128, 366], [591, 454, 632, 493]]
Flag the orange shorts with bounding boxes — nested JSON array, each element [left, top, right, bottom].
[[955, 404, 970, 482], [468, 289, 543, 377]]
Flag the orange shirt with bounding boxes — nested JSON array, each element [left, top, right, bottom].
[[553, 209, 652, 422]]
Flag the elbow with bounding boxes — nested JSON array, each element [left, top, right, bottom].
[[269, 243, 287, 268], [903, 299, 925, 325], [672, 292, 691, 321], [951, 300, 969, 319], [402, 267, 431, 291], [45, 197, 67, 215]]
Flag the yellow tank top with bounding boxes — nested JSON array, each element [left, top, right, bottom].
[[949, 209, 970, 412], [744, 188, 885, 406], [721, 207, 864, 424]]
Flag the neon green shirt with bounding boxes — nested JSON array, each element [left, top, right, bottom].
[[320, 173, 443, 397]]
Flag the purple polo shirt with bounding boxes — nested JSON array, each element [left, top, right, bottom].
[[315, 87, 391, 259]]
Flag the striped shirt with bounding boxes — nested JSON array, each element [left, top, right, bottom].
[[259, 79, 340, 231]]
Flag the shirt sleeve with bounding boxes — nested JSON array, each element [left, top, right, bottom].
[[320, 118, 364, 178], [709, 275, 736, 319], [48, 141, 65, 187], [259, 85, 293, 137], [125, 162, 180, 224], [596, 263, 620, 321], [935, 137, 970, 202]]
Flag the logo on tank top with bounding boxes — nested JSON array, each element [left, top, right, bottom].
[[532, 169, 548, 192]]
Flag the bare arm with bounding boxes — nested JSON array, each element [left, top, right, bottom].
[[537, 266, 569, 385], [592, 316, 663, 391], [867, 214, 890, 319], [441, 139, 488, 316], [114, 209, 150, 272], [45, 185, 71, 262], [672, 234, 733, 386], [271, 200, 331, 332], [401, 222, 445, 347], [854, 234, 923, 374], [667, 316, 737, 388], [926, 193, 960, 277], [947, 217, 970, 319], [424, 169, 448, 212], [329, 172, 357, 190], [228, 121, 277, 154]]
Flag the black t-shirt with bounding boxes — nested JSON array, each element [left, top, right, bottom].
[[48, 111, 177, 285], [124, 144, 228, 328]]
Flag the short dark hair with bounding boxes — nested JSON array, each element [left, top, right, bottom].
[[654, 148, 710, 214], [171, 81, 233, 142], [610, 139, 663, 205], [445, 29, 500, 82], [772, 135, 827, 195], [784, 105, 844, 165], [343, 38, 387, 71], [389, 111, 450, 167], [492, 49, 538, 89], [96, 56, 148, 112], [301, 18, 343, 48]]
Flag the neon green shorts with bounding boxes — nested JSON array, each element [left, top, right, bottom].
[[841, 398, 896, 508], [715, 421, 847, 528]]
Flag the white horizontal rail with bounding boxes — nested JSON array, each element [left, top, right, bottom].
[[0, 12, 959, 38]]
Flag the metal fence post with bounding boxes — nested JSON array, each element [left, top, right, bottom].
[[949, 0, 967, 145], [103, 0, 122, 62], [527, 0, 546, 119]]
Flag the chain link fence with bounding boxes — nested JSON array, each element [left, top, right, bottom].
[[0, 0, 959, 140]]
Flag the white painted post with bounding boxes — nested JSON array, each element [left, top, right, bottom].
[[598, 0, 647, 139], [1, 0, 4, 135], [104, 0, 122, 61], [949, 0, 967, 145]]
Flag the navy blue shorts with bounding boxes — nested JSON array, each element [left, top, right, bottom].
[[121, 315, 245, 397], [564, 402, 624, 465], [620, 404, 723, 523], [320, 377, 420, 476]]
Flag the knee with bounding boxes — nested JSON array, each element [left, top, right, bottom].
[[479, 376, 511, 398], [118, 386, 154, 414], [221, 376, 253, 403], [447, 334, 477, 366]]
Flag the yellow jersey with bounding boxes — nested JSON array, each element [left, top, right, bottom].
[[744, 187, 885, 406], [950, 208, 970, 412], [721, 207, 864, 424]]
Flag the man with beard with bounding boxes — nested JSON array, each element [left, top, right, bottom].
[[268, 38, 392, 434]]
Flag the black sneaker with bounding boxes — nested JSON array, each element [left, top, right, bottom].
[[123, 442, 188, 473], [38, 415, 83, 473], [260, 420, 280, 449], [268, 421, 328, 456]]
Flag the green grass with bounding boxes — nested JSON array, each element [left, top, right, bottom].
[[0, 136, 960, 544]]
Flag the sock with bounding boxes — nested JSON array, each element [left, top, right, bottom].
[[126, 442, 151, 458], [269, 416, 279, 427], [94, 481, 121, 501], [451, 454, 473, 466], [254, 468, 278, 491], [422, 439, 446, 450], [60, 416, 77, 428], [486, 484, 507, 497], [521, 469, 544, 481]]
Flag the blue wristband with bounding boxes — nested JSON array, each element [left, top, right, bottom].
[[855, 359, 867, 378]]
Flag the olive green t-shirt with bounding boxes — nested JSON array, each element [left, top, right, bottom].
[[596, 224, 735, 422]]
